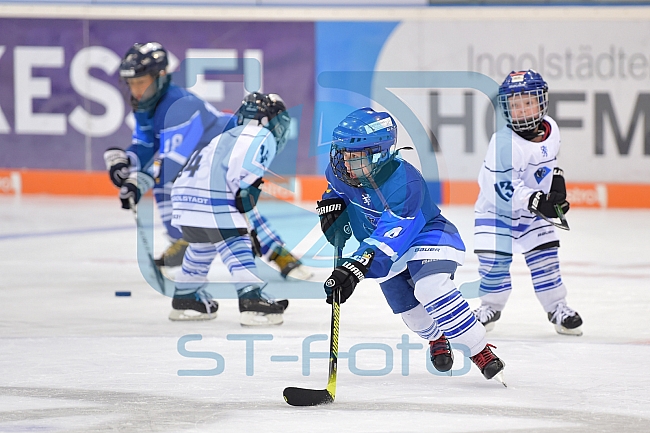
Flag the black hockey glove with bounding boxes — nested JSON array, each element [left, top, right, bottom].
[[317, 197, 352, 246], [550, 167, 570, 215], [103, 147, 130, 188], [324, 249, 374, 304], [528, 190, 569, 219], [235, 178, 263, 213], [119, 172, 155, 209]]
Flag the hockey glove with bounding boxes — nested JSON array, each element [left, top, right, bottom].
[[119, 172, 155, 209], [324, 249, 374, 304], [528, 190, 569, 219], [235, 178, 263, 213], [103, 147, 130, 188], [317, 197, 352, 246], [550, 167, 570, 215]]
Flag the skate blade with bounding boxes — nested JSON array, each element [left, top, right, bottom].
[[492, 371, 507, 388], [169, 310, 217, 321], [555, 324, 583, 336], [286, 266, 315, 281], [240, 311, 283, 326]]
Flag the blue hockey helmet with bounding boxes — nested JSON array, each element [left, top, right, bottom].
[[498, 70, 548, 132], [119, 42, 170, 112], [236, 92, 292, 154], [330, 108, 397, 188]]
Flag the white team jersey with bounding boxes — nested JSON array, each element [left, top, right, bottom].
[[171, 123, 277, 230], [474, 116, 561, 254]]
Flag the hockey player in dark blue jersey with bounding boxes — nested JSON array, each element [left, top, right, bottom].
[[103, 42, 310, 278], [317, 108, 505, 384]]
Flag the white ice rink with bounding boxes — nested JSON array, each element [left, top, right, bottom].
[[1, 195, 650, 432]]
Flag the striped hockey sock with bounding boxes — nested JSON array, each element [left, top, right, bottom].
[[524, 247, 567, 312], [477, 252, 513, 311]]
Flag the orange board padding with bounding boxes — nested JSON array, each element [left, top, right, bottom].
[[1, 169, 649, 209]]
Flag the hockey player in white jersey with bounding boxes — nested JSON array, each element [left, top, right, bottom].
[[103, 42, 309, 279], [169, 92, 291, 325], [472, 70, 583, 336], [318, 108, 505, 384]]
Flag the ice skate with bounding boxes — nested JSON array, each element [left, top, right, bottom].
[[154, 239, 189, 267], [239, 295, 287, 326], [470, 344, 506, 387], [473, 304, 501, 332], [548, 302, 583, 336], [269, 247, 314, 280], [429, 334, 453, 372], [169, 289, 218, 321]]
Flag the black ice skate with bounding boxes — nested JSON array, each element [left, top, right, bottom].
[[239, 294, 288, 326], [169, 290, 218, 321], [429, 334, 454, 372], [548, 302, 583, 336], [154, 239, 189, 267], [470, 344, 506, 387], [473, 305, 501, 332]]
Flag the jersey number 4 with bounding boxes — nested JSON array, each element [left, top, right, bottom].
[[183, 152, 203, 177]]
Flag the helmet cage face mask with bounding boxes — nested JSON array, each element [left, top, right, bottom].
[[236, 92, 291, 154], [498, 70, 549, 132], [329, 108, 397, 188], [330, 139, 396, 188], [498, 89, 548, 132], [119, 42, 170, 113]]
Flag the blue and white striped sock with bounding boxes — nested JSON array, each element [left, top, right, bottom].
[[175, 243, 218, 296], [524, 247, 567, 312], [215, 235, 265, 295], [400, 304, 442, 341], [247, 207, 285, 257], [415, 273, 486, 356], [154, 182, 182, 240], [477, 252, 513, 311]]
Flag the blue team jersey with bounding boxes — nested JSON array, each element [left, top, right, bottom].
[[126, 83, 237, 185], [323, 158, 465, 279]]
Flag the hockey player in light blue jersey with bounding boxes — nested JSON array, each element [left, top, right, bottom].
[[103, 42, 308, 278], [168, 92, 292, 325], [318, 108, 505, 384], [472, 70, 583, 336]]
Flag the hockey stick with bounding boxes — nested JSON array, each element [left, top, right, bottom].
[[283, 234, 343, 406], [532, 203, 570, 231], [129, 198, 172, 296]]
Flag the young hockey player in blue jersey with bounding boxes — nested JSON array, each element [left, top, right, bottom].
[[472, 70, 583, 336], [103, 42, 309, 279], [168, 92, 292, 325], [317, 108, 505, 384]]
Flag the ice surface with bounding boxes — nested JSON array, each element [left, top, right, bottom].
[[1, 196, 649, 432]]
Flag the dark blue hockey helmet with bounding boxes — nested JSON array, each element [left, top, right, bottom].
[[498, 70, 548, 132], [235, 92, 292, 154], [330, 108, 397, 188], [119, 42, 171, 112]]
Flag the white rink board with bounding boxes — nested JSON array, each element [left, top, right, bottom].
[[374, 19, 650, 183]]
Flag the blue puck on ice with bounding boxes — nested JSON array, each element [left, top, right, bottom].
[[115, 291, 132, 297]]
